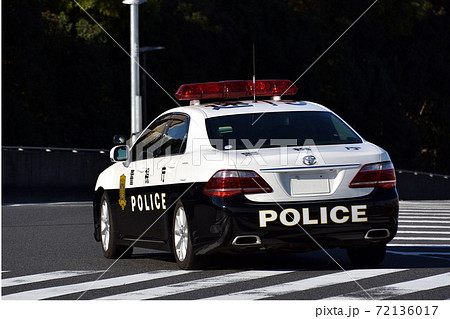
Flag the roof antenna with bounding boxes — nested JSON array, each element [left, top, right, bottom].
[[252, 43, 256, 102]]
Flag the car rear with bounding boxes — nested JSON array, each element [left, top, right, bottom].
[[190, 101, 398, 264]]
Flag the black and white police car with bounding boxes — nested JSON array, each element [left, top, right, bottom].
[[93, 80, 398, 269]]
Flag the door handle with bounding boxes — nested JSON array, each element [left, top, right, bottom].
[[161, 167, 166, 182], [168, 163, 176, 169]]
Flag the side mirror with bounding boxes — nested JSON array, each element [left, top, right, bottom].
[[113, 135, 127, 145], [110, 145, 129, 162]]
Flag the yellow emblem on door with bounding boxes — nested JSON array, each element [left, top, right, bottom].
[[119, 174, 127, 210]]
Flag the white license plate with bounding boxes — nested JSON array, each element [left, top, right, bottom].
[[290, 173, 330, 195]]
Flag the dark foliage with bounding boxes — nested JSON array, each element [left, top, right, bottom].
[[2, 0, 449, 173]]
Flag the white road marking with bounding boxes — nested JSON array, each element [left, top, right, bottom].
[[396, 202, 450, 245], [4, 200, 449, 300], [376, 209, 450, 243], [397, 231, 450, 235], [99, 270, 294, 300], [2, 270, 191, 300], [388, 244, 450, 247], [400, 210, 450, 213], [399, 220, 450, 224], [400, 211, 450, 213], [324, 272, 450, 300], [398, 225, 450, 229], [401, 202, 450, 204], [2, 270, 102, 288], [398, 216, 450, 220], [204, 269, 406, 300], [399, 214, 450, 218], [393, 237, 450, 241]]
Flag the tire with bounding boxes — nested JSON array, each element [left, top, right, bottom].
[[172, 201, 202, 269], [100, 192, 133, 259], [346, 244, 386, 267]]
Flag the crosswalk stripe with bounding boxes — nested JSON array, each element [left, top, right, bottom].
[[400, 206, 450, 208], [400, 203, 450, 205], [398, 216, 450, 220], [398, 225, 450, 229], [397, 230, 450, 235], [324, 272, 450, 300], [4, 267, 448, 300], [393, 237, 450, 241], [399, 212, 450, 215], [399, 220, 450, 224], [2, 270, 191, 300], [204, 268, 406, 300], [399, 209, 450, 212], [400, 210, 450, 213], [99, 270, 294, 300], [2, 270, 102, 288], [400, 211, 450, 213], [388, 244, 450, 247]]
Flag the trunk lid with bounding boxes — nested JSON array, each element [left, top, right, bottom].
[[230, 143, 383, 202]]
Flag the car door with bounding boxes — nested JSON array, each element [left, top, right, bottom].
[[116, 114, 190, 244], [114, 115, 171, 242]]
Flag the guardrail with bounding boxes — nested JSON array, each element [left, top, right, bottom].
[[396, 169, 449, 180], [2, 146, 112, 203], [2, 146, 108, 154], [394, 169, 450, 200]]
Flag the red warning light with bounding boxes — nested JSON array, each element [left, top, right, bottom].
[[174, 80, 297, 101]]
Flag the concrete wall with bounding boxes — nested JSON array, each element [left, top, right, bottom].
[[2, 148, 450, 203], [2, 149, 111, 203], [395, 170, 450, 200]]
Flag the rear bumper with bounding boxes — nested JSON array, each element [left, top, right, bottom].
[[184, 187, 399, 255]]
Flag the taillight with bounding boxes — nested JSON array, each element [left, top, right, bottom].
[[203, 170, 273, 197], [349, 161, 396, 189]]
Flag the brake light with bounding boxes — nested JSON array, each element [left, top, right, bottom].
[[203, 170, 273, 197], [175, 80, 298, 101], [349, 161, 396, 189]]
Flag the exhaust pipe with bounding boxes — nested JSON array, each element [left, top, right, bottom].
[[232, 235, 262, 246], [365, 228, 390, 240]]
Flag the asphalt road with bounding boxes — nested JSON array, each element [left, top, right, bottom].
[[2, 200, 450, 301]]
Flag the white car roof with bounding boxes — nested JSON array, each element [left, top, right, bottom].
[[161, 100, 332, 120]]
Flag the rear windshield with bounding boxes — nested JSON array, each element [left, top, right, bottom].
[[205, 111, 362, 150]]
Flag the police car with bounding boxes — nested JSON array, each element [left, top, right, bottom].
[[93, 80, 398, 269]]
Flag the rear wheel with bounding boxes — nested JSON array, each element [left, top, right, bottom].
[[100, 193, 133, 259], [346, 244, 386, 267], [172, 201, 202, 269]]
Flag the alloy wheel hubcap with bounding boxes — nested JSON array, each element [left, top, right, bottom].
[[100, 201, 110, 251], [174, 207, 188, 262]]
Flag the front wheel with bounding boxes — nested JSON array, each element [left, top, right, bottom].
[[100, 193, 133, 259], [346, 244, 386, 267], [172, 201, 202, 269]]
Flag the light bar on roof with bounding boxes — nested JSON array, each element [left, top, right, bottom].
[[174, 80, 298, 101]]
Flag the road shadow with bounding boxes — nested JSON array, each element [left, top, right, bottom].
[[128, 246, 450, 271]]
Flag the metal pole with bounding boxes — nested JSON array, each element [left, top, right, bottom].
[[131, 3, 140, 137], [123, 0, 146, 141], [140, 52, 147, 127]]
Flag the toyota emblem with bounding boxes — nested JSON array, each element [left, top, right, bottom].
[[303, 155, 317, 166]]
